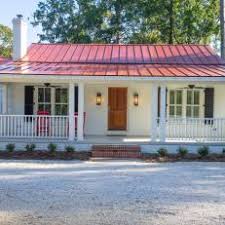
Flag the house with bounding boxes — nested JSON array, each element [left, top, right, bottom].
[[0, 56, 10, 65], [1, 15, 225, 153]]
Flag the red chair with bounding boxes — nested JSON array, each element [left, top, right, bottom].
[[37, 111, 50, 136]]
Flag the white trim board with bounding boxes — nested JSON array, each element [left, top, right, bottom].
[[1, 74, 225, 83]]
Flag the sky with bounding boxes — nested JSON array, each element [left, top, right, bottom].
[[0, 0, 41, 46]]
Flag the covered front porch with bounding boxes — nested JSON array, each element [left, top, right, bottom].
[[1, 77, 225, 144]]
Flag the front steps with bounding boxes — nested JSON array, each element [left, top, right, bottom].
[[91, 145, 141, 159]]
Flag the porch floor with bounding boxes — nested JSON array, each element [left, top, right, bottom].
[[0, 135, 223, 145]]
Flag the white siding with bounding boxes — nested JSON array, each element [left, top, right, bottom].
[[84, 83, 151, 136], [6, 82, 225, 137]]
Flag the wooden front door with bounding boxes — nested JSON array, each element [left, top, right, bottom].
[[108, 87, 127, 130]]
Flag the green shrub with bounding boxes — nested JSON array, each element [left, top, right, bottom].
[[177, 147, 188, 157], [25, 144, 36, 152], [48, 143, 57, 153], [197, 146, 209, 158], [6, 144, 15, 152], [157, 148, 168, 157], [65, 145, 75, 153]]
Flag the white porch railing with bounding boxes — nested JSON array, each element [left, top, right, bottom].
[[1, 115, 225, 142], [0, 115, 71, 139], [165, 117, 225, 142]]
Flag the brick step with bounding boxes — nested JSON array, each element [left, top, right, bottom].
[[91, 145, 141, 158], [92, 145, 141, 151]]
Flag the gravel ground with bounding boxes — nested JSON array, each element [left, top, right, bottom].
[[0, 160, 225, 225]]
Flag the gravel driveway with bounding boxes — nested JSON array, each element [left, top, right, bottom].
[[0, 160, 225, 225]]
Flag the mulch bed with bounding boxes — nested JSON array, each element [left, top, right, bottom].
[[142, 153, 225, 162], [0, 151, 91, 160], [1, 151, 225, 162]]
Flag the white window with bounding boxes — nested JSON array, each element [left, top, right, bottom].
[[186, 90, 200, 118], [55, 88, 68, 115], [36, 87, 68, 115], [37, 87, 51, 114], [169, 90, 183, 117]]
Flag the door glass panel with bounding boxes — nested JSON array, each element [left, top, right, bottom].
[[61, 105, 68, 115], [38, 88, 44, 102], [193, 106, 199, 118], [55, 89, 61, 103], [170, 91, 175, 104], [177, 106, 182, 116], [37, 87, 51, 114], [169, 106, 175, 116], [194, 91, 200, 105], [187, 91, 192, 104], [45, 88, 51, 102], [176, 91, 182, 104], [186, 106, 192, 117], [38, 104, 44, 111]]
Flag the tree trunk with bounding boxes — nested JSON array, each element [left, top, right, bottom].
[[220, 0, 225, 59], [115, 2, 122, 44], [168, 0, 174, 44]]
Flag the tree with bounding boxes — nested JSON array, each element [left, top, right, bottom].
[[32, 0, 139, 44], [130, 0, 219, 44], [95, 0, 140, 43], [0, 24, 12, 57], [32, 0, 220, 45], [32, 0, 103, 43]]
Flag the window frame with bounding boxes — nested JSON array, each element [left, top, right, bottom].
[[34, 86, 69, 115], [37, 87, 51, 114], [55, 88, 68, 115], [186, 89, 201, 118], [168, 89, 183, 118]]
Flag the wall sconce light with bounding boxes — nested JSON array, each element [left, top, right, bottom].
[[133, 93, 139, 106], [96, 92, 102, 105]]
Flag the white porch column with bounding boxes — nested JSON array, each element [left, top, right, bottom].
[[68, 83, 75, 141], [151, 83, 158, 142], [159, 84, 167, 142], [77, 82, 84, 141]]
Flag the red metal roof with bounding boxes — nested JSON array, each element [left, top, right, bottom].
[[0, 56, 10, 65], [23, 43, 223, 65], [1, 61, 225, 77], [0, 43, 225, 77]]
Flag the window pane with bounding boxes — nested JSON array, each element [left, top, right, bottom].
[[45, 88, 51, 102], [194, 91, 200, 105], [176, 90, 182, 104], [61, 105, 68, 115], [38, 88, 44, 102], [193, 106, 199, 118], [176, 106, 182, 116], [45, 104, 51, 114], [61, 89, 68, 103], [187, 91, 192, 104], [170, 91, 175, 104], [55, 89, 61, 103], [169, 106, 175, 116], [38, 104, 44, 111], [55, 104, 68, 115], [186, 106, 192, 117], [55, 105, 61, 115], [55, 88, 68, 103]]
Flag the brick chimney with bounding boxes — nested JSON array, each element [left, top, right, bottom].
[[12, 15, 27, 60]]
